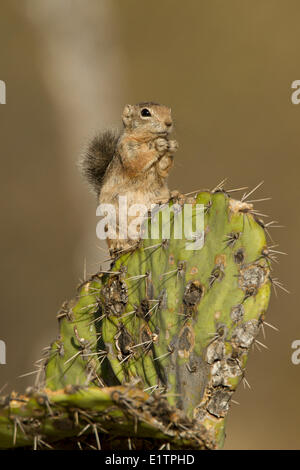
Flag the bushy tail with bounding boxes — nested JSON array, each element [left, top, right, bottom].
[[79, 130, 119, 197]]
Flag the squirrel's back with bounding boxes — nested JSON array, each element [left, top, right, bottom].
[[80, 130, 119, 197]]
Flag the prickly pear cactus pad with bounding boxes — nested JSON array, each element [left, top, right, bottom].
[[0, 188, 274, 450]]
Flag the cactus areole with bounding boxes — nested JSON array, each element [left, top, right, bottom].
[[0, 190, 272, 449]]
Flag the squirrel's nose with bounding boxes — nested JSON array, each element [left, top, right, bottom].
[[165, 119, 172, 127]]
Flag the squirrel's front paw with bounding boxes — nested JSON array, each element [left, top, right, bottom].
[[168, 139, 178, 154], [158, 154, 173, 171], [155, 137, 169, 155]]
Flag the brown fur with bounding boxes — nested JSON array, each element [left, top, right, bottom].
[[82, 102, 178, 254]]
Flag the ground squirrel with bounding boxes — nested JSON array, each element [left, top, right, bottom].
[[80, 102, 178, 254]]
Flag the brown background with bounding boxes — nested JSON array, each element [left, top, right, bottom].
[[0, 0, 299, 449]]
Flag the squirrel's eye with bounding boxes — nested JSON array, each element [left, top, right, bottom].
[[141, 108, 151, 117]]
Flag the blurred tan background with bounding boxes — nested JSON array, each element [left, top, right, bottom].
[[0, 0, 299, 449]]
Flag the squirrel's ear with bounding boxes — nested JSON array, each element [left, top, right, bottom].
[[122, 104, 134, 128]]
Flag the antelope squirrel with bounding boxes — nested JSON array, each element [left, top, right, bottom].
[[80, 102, 178, 253]]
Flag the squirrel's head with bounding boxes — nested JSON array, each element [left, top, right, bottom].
[[122, 102, 173, 136]]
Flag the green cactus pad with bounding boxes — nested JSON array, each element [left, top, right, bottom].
[[41, 190, 271, 448], [0, 190, 273, 449]]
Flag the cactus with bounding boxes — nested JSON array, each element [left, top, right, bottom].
[[0, 188, 275, 449]]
